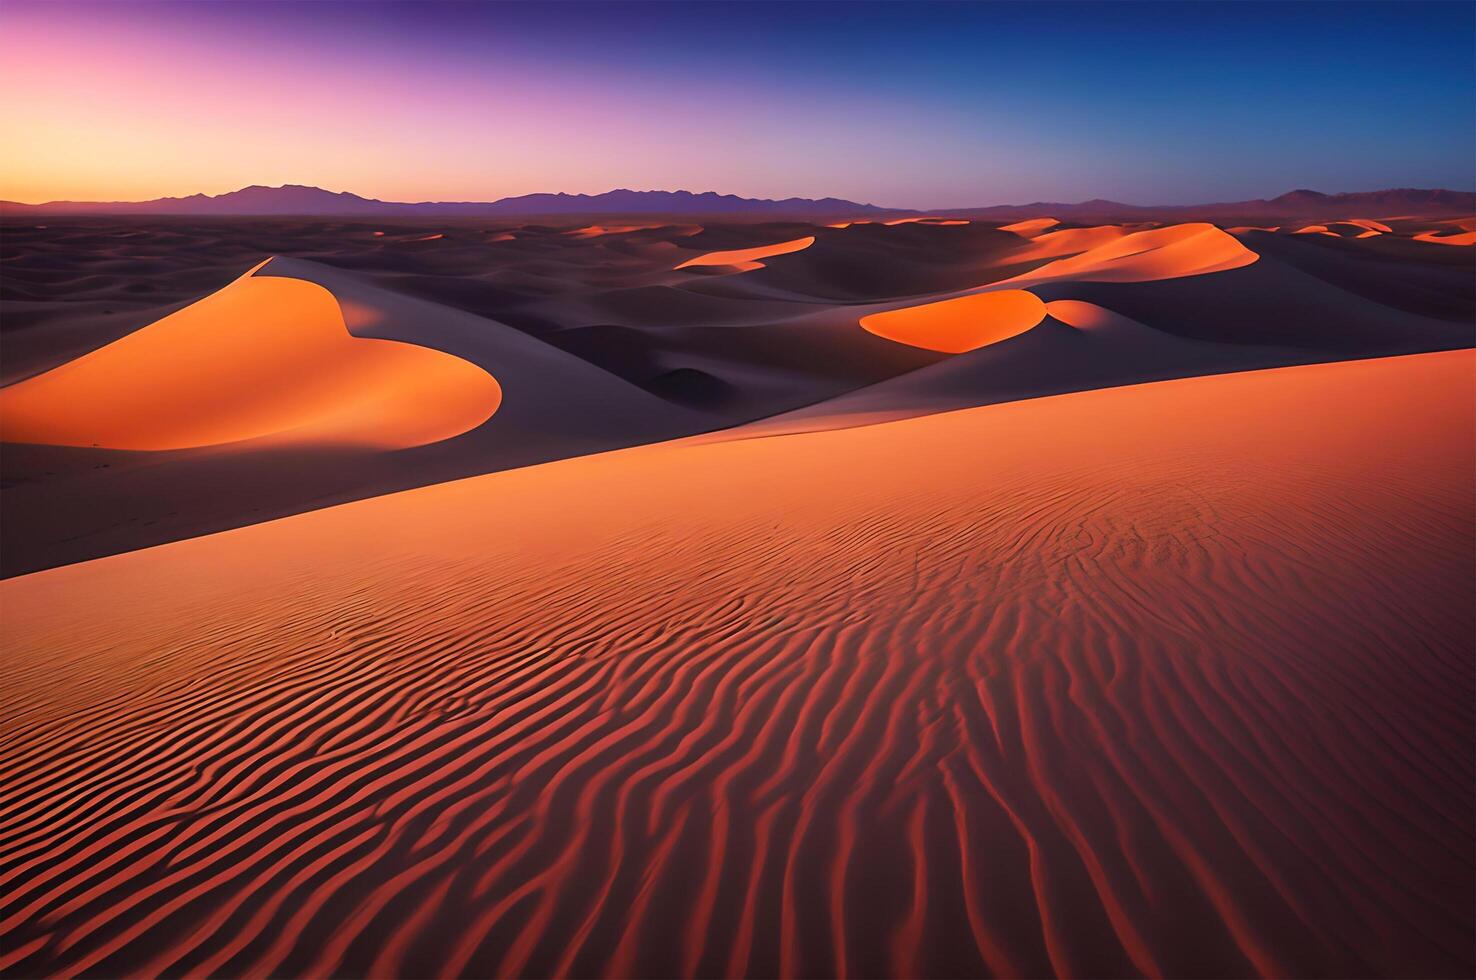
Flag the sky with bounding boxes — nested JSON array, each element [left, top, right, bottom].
[[2, 1, 1472, 209]]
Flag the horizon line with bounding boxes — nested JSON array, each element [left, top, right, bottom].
[[4, 181, 1475, 213]]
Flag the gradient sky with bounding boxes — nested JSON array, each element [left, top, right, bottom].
[[3, 1, 1472, 208]]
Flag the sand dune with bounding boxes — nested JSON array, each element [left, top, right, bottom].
[[860, 289, 1046, 352], [0, 351, 1470, 978], [675, 235, 816, 272], [0, 260, 500, 450], [999, 216, 1060, 234], [882, 217, 969, 226], [1002, 223, 1258, 285], [1006, 223, 1131, 260], [1293, 221, 1387, 239], [1, 255, 706, 576], [3, 216, 1470, 576], [1415, 229, 1476, 246], [750, 297, 1303, 434], [567, 223, 702, 239]]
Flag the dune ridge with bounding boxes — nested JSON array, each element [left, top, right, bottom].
[[675, 236, 816, 271], [1002, 223, 1258, 285], [0, 351, 1470, 978]]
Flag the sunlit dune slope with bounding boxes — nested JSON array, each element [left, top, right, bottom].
[[0, 257, 709, 576], [567, 223, 701, 239], [1, 351, 1471, 979], [758, 298, 1301, 434], [1415, 229, 1476, 246], [0, 261, 500, 450], [675, 235, 815, 271], [1003, 222, 1257, 285], [1007, 223, 1130, 259], [860, 289, 1046, 352], [999, 216, 1060, 234]]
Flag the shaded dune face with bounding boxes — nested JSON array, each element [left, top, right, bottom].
[[0, 352, 1470, 979], [860, 289, 1047, 352], [854, 223, 1259, 356], [675, 235, 816, 271], [0, 262, 501, 451]]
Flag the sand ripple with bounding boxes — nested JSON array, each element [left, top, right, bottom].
[[0, 352, 1471, 977]]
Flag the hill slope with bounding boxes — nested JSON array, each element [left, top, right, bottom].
[[2, 350, 1470, 978]]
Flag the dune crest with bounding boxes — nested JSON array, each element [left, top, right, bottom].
[[567, 223, 701, 239], [999, 216, 1060, 235], [675, 236, 816, 271], [1008, 223, 1132, 260], [1003, 222, 1258, 284], [860, 289, 1046, 353], [0, 262, 501, 451]]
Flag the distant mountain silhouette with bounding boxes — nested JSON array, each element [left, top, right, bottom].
[[949, 188, 1476, 222], [0, 185, 891, 217], [2, 184, 1471, 220]]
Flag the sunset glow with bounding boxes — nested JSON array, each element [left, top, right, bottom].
[[2, 1, 1472, 207]]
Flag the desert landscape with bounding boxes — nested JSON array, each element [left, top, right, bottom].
[[1, 193, 1473, 978], [2, 1, 1474, 978]]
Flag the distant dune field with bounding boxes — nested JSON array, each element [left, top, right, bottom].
[[2, 214, 1470, 576], [1, 350, 1470, 978]]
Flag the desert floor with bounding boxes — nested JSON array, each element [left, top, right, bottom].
[[1, 212, 1472, 977]]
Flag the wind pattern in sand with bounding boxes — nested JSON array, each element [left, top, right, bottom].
[[2, 351, 1471, 978]]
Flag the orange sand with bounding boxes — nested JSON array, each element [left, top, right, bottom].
[[566, 224, 701, 239], [675, 236, 816, 272], [860, 289, 1047, 352], [1003, 223, 1257, 284], [0, 262, 501, 450], [1414, 229, 1476, 246], [999, 217, 1061, 235], [0, 351, 1470, 978]]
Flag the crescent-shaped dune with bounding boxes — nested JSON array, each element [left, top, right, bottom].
[[1004, 222, 1258, 284], [0, 261, 501, 451], [859, 289, 1047, 353], [0, 351, 1469, 978], [675, 235, 816, 271]]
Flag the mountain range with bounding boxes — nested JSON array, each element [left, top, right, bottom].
[[0, 185, 889, 218], [948, 188, 1476, 223], [2, 184, 1471, 220]]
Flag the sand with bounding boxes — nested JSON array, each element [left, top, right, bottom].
[[0, 261, 500, 450], [860, 289, 1046, 353], [1001, 223, 1258, 285], [675, 235, 816, 271], [0, 350, 1470, 978], [999, 217, 1060, 234], [2, 214, 1470, 578]]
